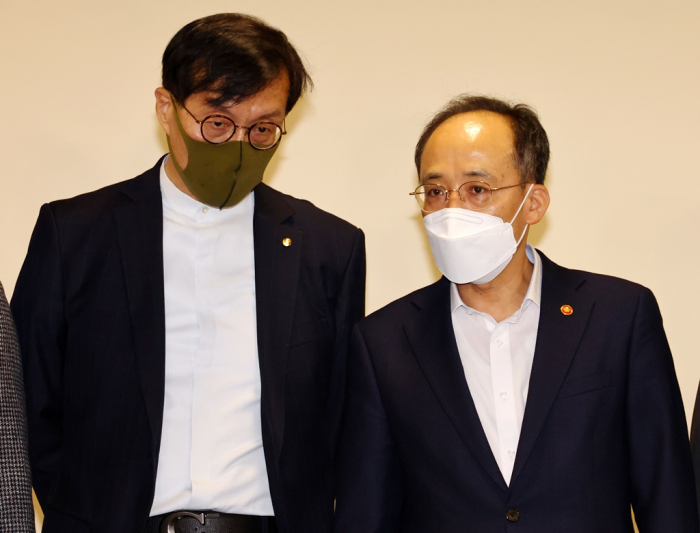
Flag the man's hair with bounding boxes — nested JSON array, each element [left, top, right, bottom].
[[162, 13, 312, 112], [414, 95, 550, 184]]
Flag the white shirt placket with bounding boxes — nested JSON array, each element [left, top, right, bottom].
[[489, 322, 519, 485]]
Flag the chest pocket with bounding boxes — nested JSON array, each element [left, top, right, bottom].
[[556, 371, 612, 399]]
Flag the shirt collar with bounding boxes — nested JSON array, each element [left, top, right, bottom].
[[160, 156, 205, 218], [159, 155, 253, 219], [450, 243, 543, 317]]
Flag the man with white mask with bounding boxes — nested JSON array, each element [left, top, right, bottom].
[[334, 95, 696, 532]]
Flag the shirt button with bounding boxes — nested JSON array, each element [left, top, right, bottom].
[[500, 391, 508, 400], [202, 207, 209, 214], [496, 338, 504, 347], [507, 449, 516, 458], [506, 509, 520, 522]]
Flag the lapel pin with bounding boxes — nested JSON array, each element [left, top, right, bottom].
[[282, 238, 292, 247], [560, 304, 573, 316]]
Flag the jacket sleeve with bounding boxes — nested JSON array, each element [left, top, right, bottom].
[[11, 204, 67, 509], [334, 324, 403, 533], [328, 228, 366, 460], [690, 382, 700, 523], [626, 287, 699, 532], [0, 282, 36, 532]]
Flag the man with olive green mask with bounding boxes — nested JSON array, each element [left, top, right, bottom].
[[13, 13, 365, 533]]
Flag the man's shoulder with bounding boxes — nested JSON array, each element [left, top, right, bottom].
[[46, 159, 161, 220], [256, 183, 362, 239], [359, 278, 448, 333], [538, 250, 652, 303]]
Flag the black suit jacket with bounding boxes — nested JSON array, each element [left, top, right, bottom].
[[12, 158, 365, 533], [335, 253, 696, 533]]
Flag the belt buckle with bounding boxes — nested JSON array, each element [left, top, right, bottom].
[[160, 511, 205, 533]]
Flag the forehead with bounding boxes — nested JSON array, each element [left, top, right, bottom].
[[419, 111, 520, 182], [186, 71, 290, 115], [426, 111, 515, 155]]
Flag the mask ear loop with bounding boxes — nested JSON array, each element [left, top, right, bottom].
[[219, 142, 243, 210], [509, 183, 535, 246]]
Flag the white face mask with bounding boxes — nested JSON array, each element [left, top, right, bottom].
[[423, 184, 534, 284]]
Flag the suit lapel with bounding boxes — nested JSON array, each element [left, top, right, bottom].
[[113, 161, 166, 478], [253, 183, 302, 463], [404, 278, 508, 492], [510, 253, 593, 485]]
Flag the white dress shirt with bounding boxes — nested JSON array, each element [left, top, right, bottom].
[[450, 244, 542, 486], [150, 160, 274, 516]]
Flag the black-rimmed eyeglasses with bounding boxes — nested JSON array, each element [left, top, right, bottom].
[[178, 103, 286, 150]]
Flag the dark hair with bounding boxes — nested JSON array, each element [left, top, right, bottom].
[[414, 95, 550, 184], [162, 13, 312, 112]]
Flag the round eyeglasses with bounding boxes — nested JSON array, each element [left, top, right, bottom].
[[410, 181, 528, 212], [179, 103, 286, 150]]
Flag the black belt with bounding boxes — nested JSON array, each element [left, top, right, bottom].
[[145, 511, 278, 533]]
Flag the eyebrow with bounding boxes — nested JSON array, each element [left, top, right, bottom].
[[206, 106, 285, 124], [462, 169, 494, 179], [423, 172, 443, 181], [423, 168, 495, 181], [197, 105, 285, 126], [253, 111, 285, 122]]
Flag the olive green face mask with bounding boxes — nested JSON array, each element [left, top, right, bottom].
[[166, 108, 279, 209]]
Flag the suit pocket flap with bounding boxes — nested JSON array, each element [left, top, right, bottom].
[[557, 371, 612, 399], [290, 317, 331, 347]]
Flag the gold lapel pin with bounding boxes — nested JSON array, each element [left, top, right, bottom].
[[282, 238, 292, 247], [560, 304, 573, 316]]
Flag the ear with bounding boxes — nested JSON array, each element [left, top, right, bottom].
[[524, 184, 550, 225], [155, 87, 173, 136]]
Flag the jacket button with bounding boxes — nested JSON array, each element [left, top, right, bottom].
[[506, 508, 520, 522]]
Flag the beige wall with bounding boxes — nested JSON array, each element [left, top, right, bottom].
[[1, 0, 698, 528]]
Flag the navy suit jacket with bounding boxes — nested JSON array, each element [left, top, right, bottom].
[[12, 158, 365, 533], [335, 253, 696, 533]]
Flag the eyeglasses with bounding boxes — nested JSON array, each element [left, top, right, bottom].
[[410, 181, 529, 212], [178, 103, 286, 150]]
